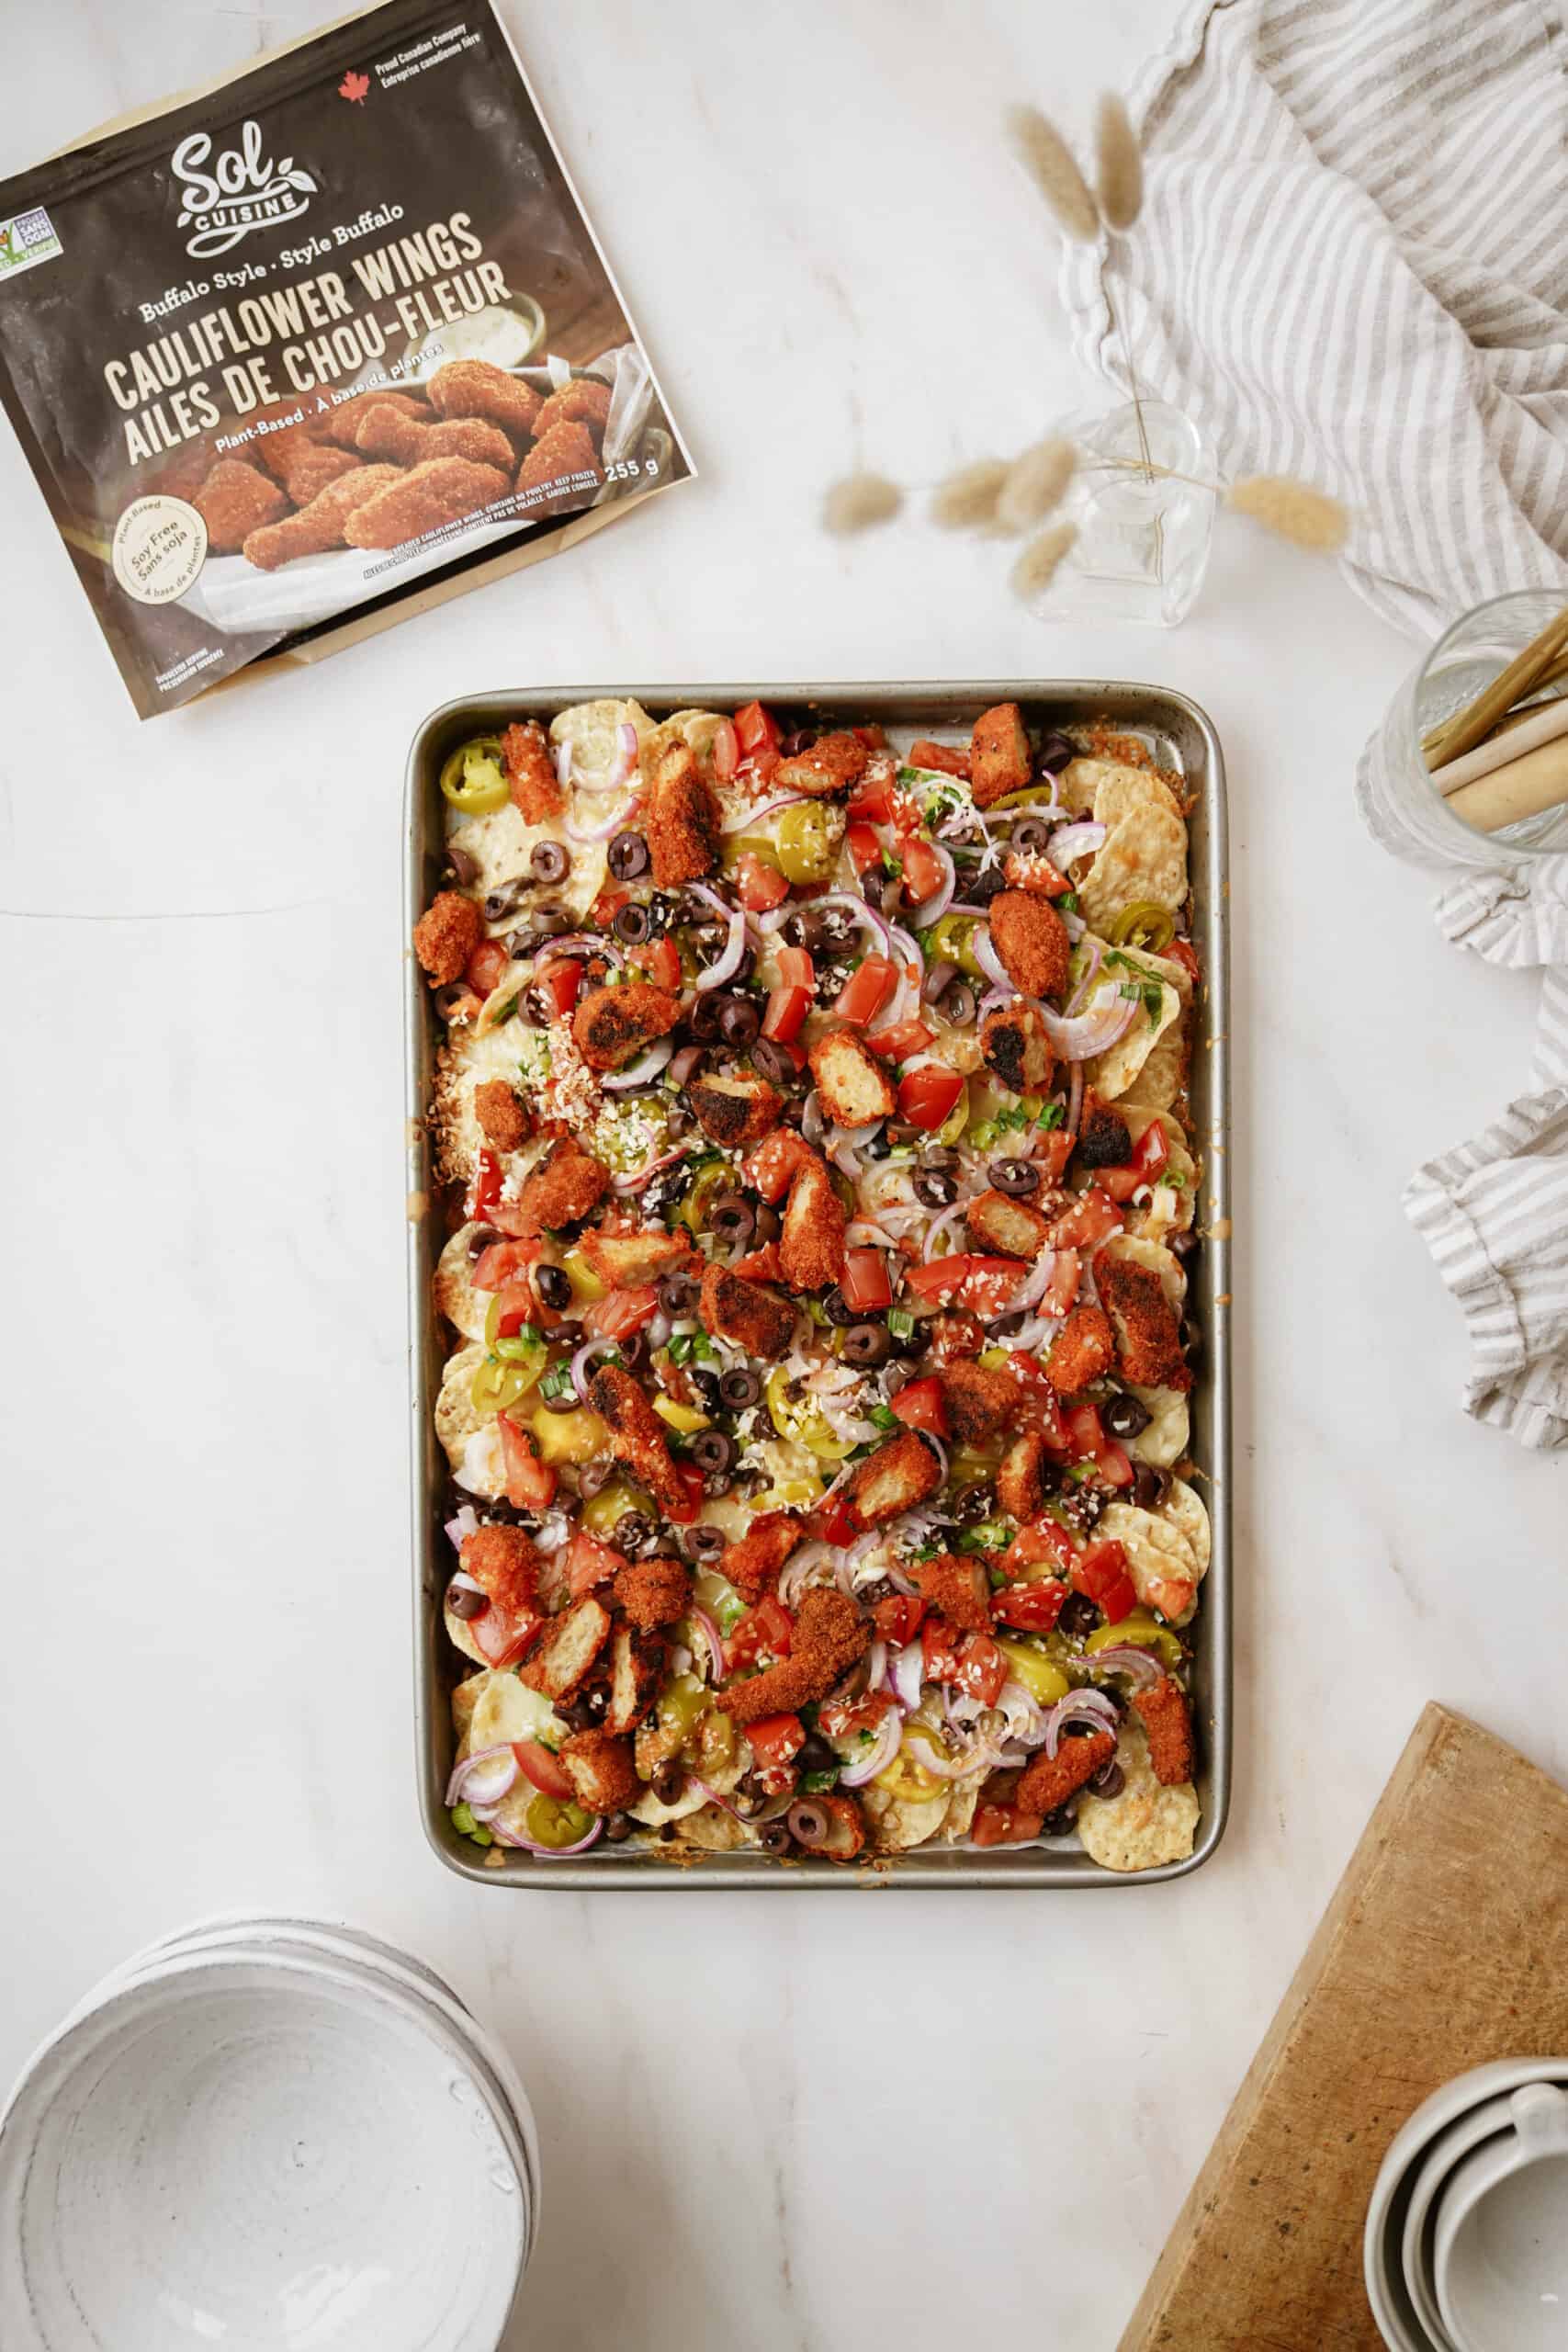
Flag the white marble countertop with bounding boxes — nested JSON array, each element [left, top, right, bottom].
[[3, 4, 1564, 2346]]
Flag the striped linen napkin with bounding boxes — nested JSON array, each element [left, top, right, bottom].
[[1059, 0, 1568, 1446]]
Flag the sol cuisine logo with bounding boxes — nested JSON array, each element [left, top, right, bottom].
[[172, 121, 317, 257]]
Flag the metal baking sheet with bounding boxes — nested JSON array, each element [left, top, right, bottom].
[[406, 683, 1231, 1888]]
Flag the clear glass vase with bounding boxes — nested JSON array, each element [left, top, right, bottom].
[[1024, 400, 1215, 628]]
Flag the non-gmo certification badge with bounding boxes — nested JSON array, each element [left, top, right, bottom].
[[111, 497, 209, 605], [0, 208, 63, 281]]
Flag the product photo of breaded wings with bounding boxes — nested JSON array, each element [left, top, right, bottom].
[[241, 463, 402, 570], [353, 401, 517, 472], [427, 358, 544, 440], [191, 459, 289, 553], [341, 456, 512, 548]]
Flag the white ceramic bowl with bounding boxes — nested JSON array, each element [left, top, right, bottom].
[[1435, 2082, 1568, 2352], [0, 1949, 529, 2351], [1399, 2099, 1517, 2352]]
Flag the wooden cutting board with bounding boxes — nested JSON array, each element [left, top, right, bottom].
[[1122, 1703, 1568, 2351]]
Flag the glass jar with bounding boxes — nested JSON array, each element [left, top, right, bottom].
[[1359, 591, 1568, 871], [1021, 400, 1215, 628]]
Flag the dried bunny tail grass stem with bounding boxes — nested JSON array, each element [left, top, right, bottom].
[[823, 473, 903, 535], [931, 458, 1013, 531], [996, 436, 1077, 533], [1006, 106, 1100, 243], [1225, 475, 1349, 553], [1010, 520, 1077, 605], [1094, 94, 1144, 232]]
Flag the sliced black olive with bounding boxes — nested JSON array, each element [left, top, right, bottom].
[[786, 1800, 829, 1849], [468, 1226, 500, 1257], [796, 1732, 836, 1775], [530, 840, 570, 883], [692, 1430, 735, 1474], [684, 1522, 728, 1561], [841, 1322, 891, 1366], [688, 991, 727, 1042], [446, 845, 480, 886], [753, 1204, 782, 1244], [779, 728, 817, 757], [956, 1481, 998, 1525], [758, 1818, 792, 1853], [820, 1287, 857, 1329], [603, 1812, 633, 1843], [483, 876, 531, 922], [1010, 817, 1054, 856], [1038, 731, 1077, 775], [993, 1158, 1040, 1196], [446, 1581, 487, 1621], [652, 1759, 685, 1805], [865, 1130, 893, 1160], [578, 1459, 613, 1499], [1056, 1592, 1100, 1639], [1131, 1463, 1170, 1510], [750, 1038, 797, 1087], [613, 902, 652, 944], [615, 1510, 654, 1554], [608, 831, 650, 881], [690, 1367, 723, 1413], [921, 957, 958, 1006], [1089, 1759, 1125, 1799], [534, 1264, 571, 1311], [914, 1167, 956, 1208], [1103, 1391, 1151, 1441], [718, 1367, 761, 1409], [707, 1194, 754, 1245], [718, 997, 761, 1047], [434, 982, 473, 1019], [1180, 1317, 1202, 1359], [1168, 1227, 1200, 1261], [780, 908, 826, 953], [944, 981, 979, 1027], [967, 868, 1007, 906], [619, 1330, 649, 1372], [659, 1272, 697, 1315]]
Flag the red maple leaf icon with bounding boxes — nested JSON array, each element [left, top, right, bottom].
[[339, 69, 370, 104]]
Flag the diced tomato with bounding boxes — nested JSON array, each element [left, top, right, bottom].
[[491, 1276, 536, 1340], [472, 1238, 536, 1294], [735, 854, 790, 913], [1050, 1189, 1124, 1251], [958, 1256, 1027, 1317], [973, 1800, 1045, 1849], [921, 1615, 963, 1685], [1094, 1439, 1134, 1489], [848, 778, 897, 824], [835, 955, 897, 1027], [668, 1463, 706, 1525], [1002, 1518, 1078, 1579], [745, 1713, 805, 1771], [897, 1064, 964, 1132], [734, 700, 781, 758], [1010, 1355, 1068, 1446], [1038, 1130, 1074, 1183], [536, 958, 582, 1019], [1102, 1119, 1172, 1202], [852, 724, 886, 750], [725, 1593, 794, 1674], [761, 983, 812, 1044], [513, 1738, 574, 1799], [497, 1414, 558, 1510], [840, 1248, 893, 1313], [1100, 1165, 1142, 1204], [582, 1283, 660, 1341], [872, 1593, 926, 1645], [470, 1603, 544, 1670], [904, 1254, 972, 1304], [482, 1205, 541, 1239], [1063, 1401, 1106, 1459], [733, 1238, 783, 1283], [744, 1127, 813, 1203], [956, 1631, 1008, 1707], [750, 746, 782, 787], [889, 1375, 949, 1437], [644, 934, 682, 992], [818, 1692, 893, 1742], [466, 1149, 504, 1222], [1166, 939, 1201, 989], [908, 739, 970, 778], [712, 718, 739, 782], [899, 838, 947, 907], [1072, 1537, 1137, 1623], [589, 887, 629, 932], [847, 821, 884, 875], [466, 937, 511, 997], [867, 1018, 935, 1060], [562, 1531, 626, 1598], [993, 1578, 1068, 1634], [775, 944, 815, 992]]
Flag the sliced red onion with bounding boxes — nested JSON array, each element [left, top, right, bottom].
[[919, 1432, 949, 1485], [885, 922, 923, 1023], [564, 799, 631, 844], [1061, 908, 1086, 941], [865, 1638, 888, 1693], [489, 1813, 604, 1859], [838, 1704, 903, 1787], [1047, 820, 1106, 870], [1039, 987, 1139, 1063], [811, 891, 893, 954], [604, 1038, 674, 1091], [613, 1143, 690, 1193], [1086, 1644, 1166, 1687], [847, 1218, 904, 1250], [972, 927, 1013, 996], [1065, 937, 1104, 1019], [445, 1746, 520, 1809], [947, 900, 996, 917], [694, 906, 748, 991], [909, 843, 956, 925], [721, 792, 810, 833], [1041, 1690, 1123, 1758], [778, 1540, 833, 1609], [891, 1642, 926, 1713], [902, 1726, 975, 1781], [670, 1046, 704, 1086], [685, 881, 739, 927], [1009, 1250, 1061, 1313], [445, 1503, 480, 1552], [544, 933, 625, 964], [921, 1199, 968, 1262], [694, 1779, 749, 1822], [555, 737, 573, 786], [976, 985, 1013, 1020], [801, 1090, 829, 1148], [571, 1335, 622, 1406], [1066, 1059, 1085, 1136], [618, 720, 639, 759], [688, 1608, 725, 1683]]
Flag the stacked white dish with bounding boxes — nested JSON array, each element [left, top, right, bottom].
[[1364, 2058, 1568, 2352], [0, 1913, 537, 2352]]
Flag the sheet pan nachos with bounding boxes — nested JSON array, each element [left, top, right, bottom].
[[413, 698, 1209, 1872]]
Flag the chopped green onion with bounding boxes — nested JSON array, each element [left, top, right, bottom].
[[887, 1307, 916, 1340], [869, 1403, 900, 1431]]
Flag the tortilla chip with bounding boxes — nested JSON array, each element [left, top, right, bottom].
[[470, 1668, 565, 1752], [1056, 755, 1122, 819], [942, 1782, 980, 1842], [1100, 1230, 1187, 1311], [452, 1671, 485, 1744], [435, 1226, 493, 1340], [1121, 1019, 1189, 1115], [1092, 762, 1183, 833], [1084, 942, 1188, 1101], [1127, 1384, 1190, 1466], [1123, 1110, 1198, 1238], [1162, 1476, 1211, 1575], [444, 1602, 490, 1668], [862, 1781, 951, 1851], [435, 1341, 489, 1465], [549, 697, 655, 788], [679, 1804, 749, 1852], [1078, 803, 1189, 932], [644, 707, 728, 776], [1077, 1719, 1199, 1873], [1096, 1502, 1201, 1622]]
